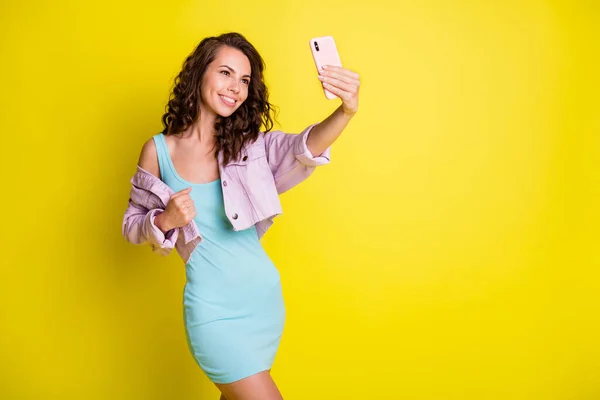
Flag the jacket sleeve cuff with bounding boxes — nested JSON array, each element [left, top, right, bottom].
[[294, 123, 332, 167], [145, 209, 178, 250]]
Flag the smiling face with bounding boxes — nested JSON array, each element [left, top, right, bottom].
[[199, 45, 252, 119]]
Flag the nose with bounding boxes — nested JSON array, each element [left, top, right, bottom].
[[228, 81, 240, 94]]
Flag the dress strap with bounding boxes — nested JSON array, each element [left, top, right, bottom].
[[152, 133, 171, 182]]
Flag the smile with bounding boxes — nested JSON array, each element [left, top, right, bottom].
[[219, 95, 237, 107]]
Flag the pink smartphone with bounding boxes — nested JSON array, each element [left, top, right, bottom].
[[309, 36, 343, 100]]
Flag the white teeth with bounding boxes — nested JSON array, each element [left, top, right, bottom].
[[219, 95, 235, 105]]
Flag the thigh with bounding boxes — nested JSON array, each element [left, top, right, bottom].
[[215, 369, 282, 400]]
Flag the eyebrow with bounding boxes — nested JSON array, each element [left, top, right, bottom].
[[219, 65, 251, 79]]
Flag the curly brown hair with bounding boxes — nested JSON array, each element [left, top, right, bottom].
[[160, 32, 277, 166]]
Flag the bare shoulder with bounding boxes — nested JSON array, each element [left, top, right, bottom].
[[137, 136, 161, 179]]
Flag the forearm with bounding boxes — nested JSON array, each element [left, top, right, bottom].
[[154, 211, 174, 233], [122, 205, 178, 250], [306, 105, 354, 157]]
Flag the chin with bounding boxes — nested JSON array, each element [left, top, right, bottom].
[[216, 103, 241, 118], [216, 109, 236, 118]]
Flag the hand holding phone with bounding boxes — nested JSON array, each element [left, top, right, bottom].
[[309, 36, 343, 100]]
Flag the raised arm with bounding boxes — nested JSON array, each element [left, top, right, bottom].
[[263, 64, 360, 194], [307, 64, 360, 154]]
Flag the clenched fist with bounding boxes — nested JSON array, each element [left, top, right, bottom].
[[154, 187, 197, 233]]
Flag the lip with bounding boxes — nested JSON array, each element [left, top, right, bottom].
[[218, 94, 237, 107]]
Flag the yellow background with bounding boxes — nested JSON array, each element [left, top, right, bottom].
[[1, 0, 598, 399]]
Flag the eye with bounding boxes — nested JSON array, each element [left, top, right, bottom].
[[242, 79, 250, 85], [220, 70, 230, 76]]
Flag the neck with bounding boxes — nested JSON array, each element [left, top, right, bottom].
[[180, 107, 217, 147], [197, 103, 218, 144], [193, 115, 217, 145]]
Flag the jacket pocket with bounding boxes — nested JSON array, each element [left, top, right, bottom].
[[227, 139, 266, 166], [242, 154, 282, 220]]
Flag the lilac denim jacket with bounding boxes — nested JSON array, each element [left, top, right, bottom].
[[122, 123, 331, 264]]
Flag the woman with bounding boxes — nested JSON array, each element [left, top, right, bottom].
[[122, 32, 359, 400]]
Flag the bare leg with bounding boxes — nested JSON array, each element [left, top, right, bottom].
[[215, 369, 279, 400]]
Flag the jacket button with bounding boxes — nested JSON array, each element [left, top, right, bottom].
[[223, 180, 227, 187], [242, 155, 248, 161], [232, 213, 238, 220]]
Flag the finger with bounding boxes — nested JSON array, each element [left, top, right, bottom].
[[319, 75, 355, 93], [322, 82, 351, 100], [172, 187, 192, 198], [320, 68, 359, 85], [176, 187, 192, 194], [171, 191, 187, 201], [322, 65, 360, 80], [178, 197, 195, 208], [180, 206, 195, 219], [186, 206, 196, 217], [320, 71, 359, 86]]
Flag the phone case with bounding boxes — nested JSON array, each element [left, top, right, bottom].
[[309, 36, 343, 100]]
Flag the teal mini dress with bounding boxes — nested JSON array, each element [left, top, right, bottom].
[[153, 133, 286, 384]]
